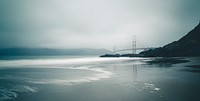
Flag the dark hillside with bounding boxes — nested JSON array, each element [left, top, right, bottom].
[[140, 21, 200, 57]]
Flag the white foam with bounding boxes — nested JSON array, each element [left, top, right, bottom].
[[0, 57, 147, 67], [11, 85, 39, 93], [27, 66, 113, 85], [0, 85, 38, 101], [145, 83, 160, 91]]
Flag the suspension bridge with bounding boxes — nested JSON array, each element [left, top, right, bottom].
[[112, 36, 157, 54]]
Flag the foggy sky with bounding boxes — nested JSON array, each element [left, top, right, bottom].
[[0, 0, 200, 50]]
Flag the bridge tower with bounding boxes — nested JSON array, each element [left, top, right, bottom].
[[132, 35, 136, 54]]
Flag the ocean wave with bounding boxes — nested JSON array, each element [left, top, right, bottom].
[[27, 66, 113, 85], [0, 66, 113, 100], [0, 57, 144, 67]]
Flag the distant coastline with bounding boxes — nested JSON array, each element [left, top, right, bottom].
[[100, 53, 144, 57], [0, 48, 111, 56]]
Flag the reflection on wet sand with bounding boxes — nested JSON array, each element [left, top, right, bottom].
[[184, 64, 200, 73], [147, 57, 190, 68], [132, 61, 137, 81]]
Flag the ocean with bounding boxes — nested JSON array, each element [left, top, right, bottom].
[[0, 56, 199, 101]]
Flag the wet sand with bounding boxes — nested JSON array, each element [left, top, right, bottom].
[[0, 57, 200, 101]]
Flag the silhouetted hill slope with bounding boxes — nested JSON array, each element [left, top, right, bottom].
[[140, 21, 200, 57], [0, 48, 111, 56]]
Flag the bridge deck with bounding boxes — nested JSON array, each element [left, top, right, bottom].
[[114, 47, 157, 52]]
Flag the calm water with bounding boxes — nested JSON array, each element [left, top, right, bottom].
[[0, 56, 200, 101]]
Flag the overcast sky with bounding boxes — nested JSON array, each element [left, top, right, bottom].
[[0, 0, 199, 50]]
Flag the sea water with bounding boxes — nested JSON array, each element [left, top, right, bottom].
[[0, 56, 199, 101]]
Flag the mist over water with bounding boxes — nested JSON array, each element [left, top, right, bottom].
[[0, 56, 200, 101]]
